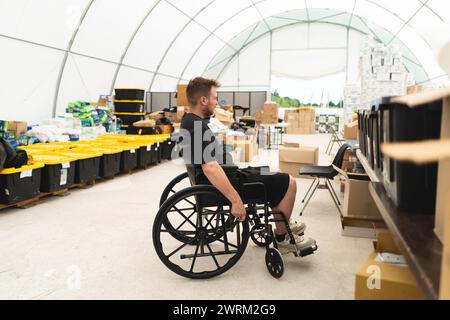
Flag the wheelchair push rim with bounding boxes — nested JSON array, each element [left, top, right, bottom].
[[153, 185, 249, 279], [159, 172, 190, 207]]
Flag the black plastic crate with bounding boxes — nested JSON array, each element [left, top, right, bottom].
[[126, 126, 161, 135], [153, 142, 162, 163], [378, 98, 442, 213], [75, 157, 100, 183], [161, 140, 176, 160], [114, 113, 145, 126], [114, 100, 145, 113], [0, 165, 43, 205], [137, 145, 153, 168], [114, 88, 145, 101], [99, 153, 121, 178], [120, 149, 138, 172], [40, 163, 76, 192]]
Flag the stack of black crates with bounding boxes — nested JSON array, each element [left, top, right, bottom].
[[357, 97, 442, 213], [113, 88, 146, 130]]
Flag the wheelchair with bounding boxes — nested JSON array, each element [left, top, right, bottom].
[[152, 166, 318, 279]]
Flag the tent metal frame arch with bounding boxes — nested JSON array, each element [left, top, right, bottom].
[[146, 0, 220, 92], [203, 9, 435, 84], [174, 0, 267, 85], [212, 21, 370, 84], [108, 0, 163, 95], [211, 20, 429, 86], [178, 0, 443, 85], [146, 0, 268, 91], [44, 0, 446, 115], [52, 0, 95, 118], [205, 11, 350, 75]]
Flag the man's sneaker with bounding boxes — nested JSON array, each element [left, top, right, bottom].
[[275, 234, 316, 255], [274, 221, 306, 236], [289, 220, 306, 235]]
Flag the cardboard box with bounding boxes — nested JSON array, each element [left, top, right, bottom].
[[164, 112, 177, 123], [176, 106, 187, 122], [279, 143, 318, 177], [8, 121, 27, 138], [176, 84, 188, 106], [341, 160, 354, 172], [263, 102, 278, 116], [214, 107, 234, 124], [355, 233, 424, 300], [157, 124, 174, 134], [234, 139, 253, 163], [406, 85, 423, 94], [343, 174, 383, 220], [344, 121, 358, 139]]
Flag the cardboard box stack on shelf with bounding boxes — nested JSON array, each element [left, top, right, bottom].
[[255, 102, 278, 125], [343, 85, 362, 123], [343, 36, 413, 124], [284, 107, 316, 134], [360, 37, 411, 106]]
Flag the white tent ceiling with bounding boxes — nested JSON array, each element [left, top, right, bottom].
[[0, 0, 449, 121]]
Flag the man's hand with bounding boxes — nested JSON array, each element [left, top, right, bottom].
[[231, 199, 246, 222]]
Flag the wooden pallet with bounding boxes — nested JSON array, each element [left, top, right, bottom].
[[0, 188, 70, 211]]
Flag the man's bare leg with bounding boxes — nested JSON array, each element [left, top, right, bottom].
[[273, 175, 297, 235]]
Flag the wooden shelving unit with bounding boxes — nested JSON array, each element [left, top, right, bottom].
[[355, 148, 442, 299], [369, 182, 442, 300]]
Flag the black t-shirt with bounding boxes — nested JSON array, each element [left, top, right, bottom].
[[179, 113, 233, 168]]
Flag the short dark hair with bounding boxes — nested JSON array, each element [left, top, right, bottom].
[[186, 77, 220, 107]]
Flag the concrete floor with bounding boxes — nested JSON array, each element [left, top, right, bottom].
[[0, 134, 373, 300]]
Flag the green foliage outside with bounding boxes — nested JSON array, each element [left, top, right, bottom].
[[271, 90, 343, 108]]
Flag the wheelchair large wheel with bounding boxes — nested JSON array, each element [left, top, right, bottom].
[[159, 172, 194, 243], [159, 172, 191, 207], [153, 185, 249, 279]]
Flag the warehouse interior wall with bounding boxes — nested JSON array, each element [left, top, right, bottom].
[[1, 0, 449, 122]]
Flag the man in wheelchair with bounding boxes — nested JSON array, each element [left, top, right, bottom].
[[178, 77, 317, 255]]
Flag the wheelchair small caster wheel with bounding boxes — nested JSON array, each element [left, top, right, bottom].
[[250, 223, 269, 247], [265, 248, 284, 278]]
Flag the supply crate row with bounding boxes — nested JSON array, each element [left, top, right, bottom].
[[0, 134, 177, 207]]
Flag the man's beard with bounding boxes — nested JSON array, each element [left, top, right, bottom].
[[204, 108, 214, 117]]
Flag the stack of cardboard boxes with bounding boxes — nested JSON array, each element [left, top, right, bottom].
[[220, 134, 258, 163], [284, 108, 316, 134], [255, 102, 278, 125], [0, 120, 28, 141], [278, 142, 318, 177], [213, 106, 234, 128], [343, 120, 358, 139], [343, 36, 413, 123], [358, 36, 411, 109], [343, 85, 362, 123]]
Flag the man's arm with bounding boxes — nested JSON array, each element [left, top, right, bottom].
[[201, 161, 246, 221]]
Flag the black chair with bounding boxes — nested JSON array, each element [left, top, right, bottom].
[[299, 143, 350, 216], [325, 126, 346, 155]]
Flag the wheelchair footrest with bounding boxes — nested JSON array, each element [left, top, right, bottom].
[[295, 244, 318, 257]]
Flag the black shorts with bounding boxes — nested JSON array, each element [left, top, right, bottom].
[[239, 167, 290, 208]]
